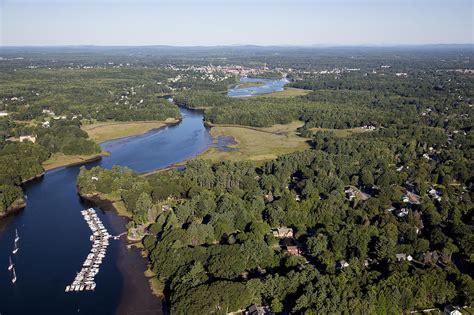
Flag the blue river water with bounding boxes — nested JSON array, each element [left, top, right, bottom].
[[227, 76, 289, 97], [0, 78, 286, 314]]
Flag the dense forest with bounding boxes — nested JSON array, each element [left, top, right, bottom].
[[0, 118, 102, 214], [75, 47, 473, 314], [78, 121, 473, 313]]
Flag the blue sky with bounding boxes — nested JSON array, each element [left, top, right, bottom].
[[0, 0, 472, 46]]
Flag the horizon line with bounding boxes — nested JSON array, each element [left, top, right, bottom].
[[1, 43, 473, 49]]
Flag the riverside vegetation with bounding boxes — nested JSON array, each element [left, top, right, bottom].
[[75, 47, 472, 314]]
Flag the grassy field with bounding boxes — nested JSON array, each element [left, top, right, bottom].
[[257, 88, 311, 98], [309, 127, 370, 137], [42, 150, 109, 171], [82, 119, 179, 144], [198, 121, 309, 161], [233, 81, 265, 89]]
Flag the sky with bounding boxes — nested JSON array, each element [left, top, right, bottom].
[[0, 0, 473, 46]]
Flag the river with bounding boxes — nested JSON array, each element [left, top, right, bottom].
[[1, 78, 286, 314], [227, 76, 289, 97]]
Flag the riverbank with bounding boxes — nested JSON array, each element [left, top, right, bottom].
[[42, 150, 109, 171], [256, 87, 310, 98], [231, 81, 265, 89], [0, 197, 26, 219], [82, 118, 181, 144], [79, 191, 131, 219]]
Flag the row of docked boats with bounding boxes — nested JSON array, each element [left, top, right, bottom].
[[65, 208, 111, 293]]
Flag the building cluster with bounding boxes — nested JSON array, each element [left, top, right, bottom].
[[272, 227, 303, 256], [167, 64, 270, 77]]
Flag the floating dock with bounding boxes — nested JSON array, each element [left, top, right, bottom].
[[65, 208, 111, 292]]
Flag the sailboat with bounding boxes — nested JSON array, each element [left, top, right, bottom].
[[15, 229, 20, 242], [12, 240, 19, 254], [12, 267, 17, 284], [8, 256, 14, 271]]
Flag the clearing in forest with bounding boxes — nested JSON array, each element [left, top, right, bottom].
[[199, 121, 309, 161]]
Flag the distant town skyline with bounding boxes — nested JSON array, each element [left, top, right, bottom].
[[1, 0, 473, 46]]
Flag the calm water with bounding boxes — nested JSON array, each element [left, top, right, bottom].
[[227, 76, 288, 97], [1, 79, 284, 315]]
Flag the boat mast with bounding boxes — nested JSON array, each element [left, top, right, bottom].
[[12, 240, 18, 254], [8, 256, 14, 271], [12, 267, 17, 283]]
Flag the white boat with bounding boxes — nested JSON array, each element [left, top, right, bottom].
[[12, 267, 17, 284], [8, 256, 14, 271], [15, 229, 20, 242], [12, 241, 19, 254], [65, 286, 70, 292]]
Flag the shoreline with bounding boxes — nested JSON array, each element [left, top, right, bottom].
[[88, 118, 182, 145], [42, 117, 182, 173], [78, 190, 166, 314], [0, 197, 26, 219]]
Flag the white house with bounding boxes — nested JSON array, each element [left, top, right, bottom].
[[19, 135, 36, 143], [444, 305, 462, 315]]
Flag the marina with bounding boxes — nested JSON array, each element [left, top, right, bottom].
[[65, 208, 111, 292]]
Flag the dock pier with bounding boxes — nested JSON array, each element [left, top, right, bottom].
[[65, 208, 113, 293]]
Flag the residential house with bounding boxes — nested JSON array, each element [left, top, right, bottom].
[[396, 253, 413, 262], [386, 206, 396, 212], [0, 111, 8, 117], [19, 135, 36, 143], [264, 191, 274, 202], [428, 187, 442, 202], [364, 258, 377, 267], [161, 204, 172, 212], [272, 227, 294, 239], [444, 305, 462, 315], [337, 260, 350, 270], [245, 304, 273, 315], [286, 245, 301, 256], [42, 109, 55, 116], [395, 208, 409, 218], [345, 187, 357, 201], [422, 251, 440, 265]]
